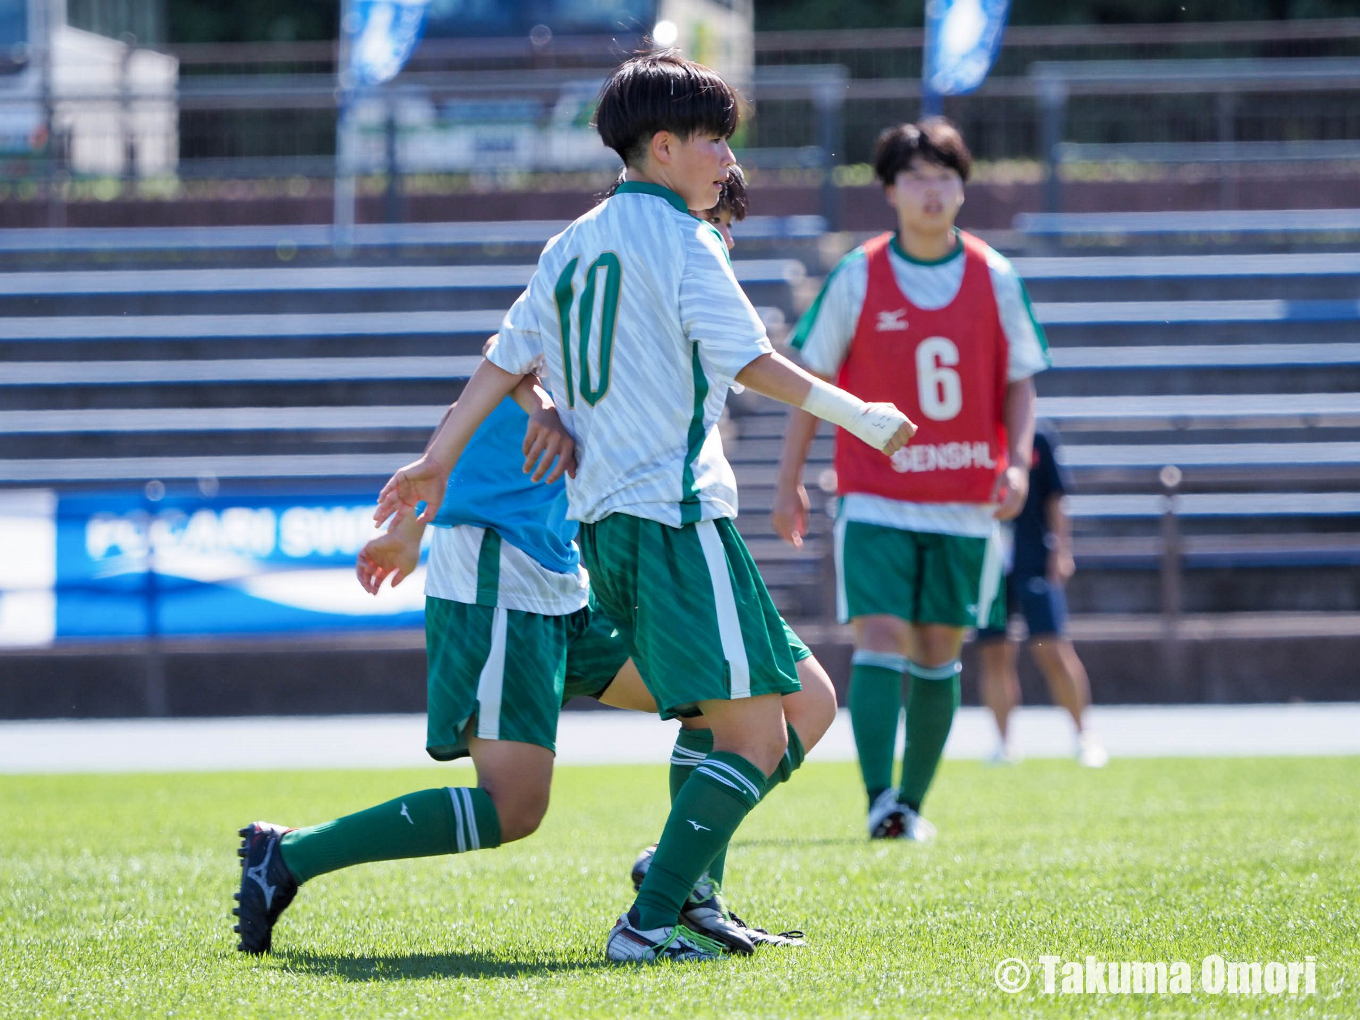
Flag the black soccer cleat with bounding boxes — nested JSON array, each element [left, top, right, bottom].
[[631, 843, 798, 951], [729, 913, 807, 948], [233, 821, 299, 954]]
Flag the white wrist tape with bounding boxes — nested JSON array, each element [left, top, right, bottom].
[[801, 378, 908, 452]]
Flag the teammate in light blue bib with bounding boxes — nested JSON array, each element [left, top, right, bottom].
[[432, 397, 578, 576]]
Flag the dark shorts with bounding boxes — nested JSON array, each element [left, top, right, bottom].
[[976, 573, 1068, 642]]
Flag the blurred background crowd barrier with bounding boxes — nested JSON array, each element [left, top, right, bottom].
[[3, 6, 1360, 226], [1, 0, 1357, 717]]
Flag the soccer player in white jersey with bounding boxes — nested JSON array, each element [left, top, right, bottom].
[[374, 51, 916, 963], [773, 118, 1048, 841]]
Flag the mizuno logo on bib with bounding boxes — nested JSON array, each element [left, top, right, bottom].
[[876, 308, 910, 331]]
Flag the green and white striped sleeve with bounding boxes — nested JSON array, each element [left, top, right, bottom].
[[680, 219, 772, 384]]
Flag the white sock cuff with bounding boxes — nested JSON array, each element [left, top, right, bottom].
[[851, 649, 909, 673], [907, 659, 962, 681]]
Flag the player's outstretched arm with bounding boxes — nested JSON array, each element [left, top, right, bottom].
[[1046, 492, 1075, 584], [736, 351, 916, 456], [356, 513, 425, 594], [376, 358, 524, 527], [772, 406, 820, 548]]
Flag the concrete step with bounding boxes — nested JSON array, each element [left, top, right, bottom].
[[0, 216, 829, 272], [0, 259, 805, 318], [1014, 252, 1360, 303]]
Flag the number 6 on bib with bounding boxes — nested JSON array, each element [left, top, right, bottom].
[[916, 336, 962, 421]]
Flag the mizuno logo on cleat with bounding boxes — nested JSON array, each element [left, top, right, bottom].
[[400, 802, 413, 825], [687, 820, 711, 831], [245, 838, 277, 910]]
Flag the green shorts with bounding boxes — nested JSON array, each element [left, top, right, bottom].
[[784, 617, 813, 663], [561, 601, 633, 702], [578, 514, 803, 720], [580, 611, 810, 717], [424, 595, 628, 760], [834, 518, 1006, 630]]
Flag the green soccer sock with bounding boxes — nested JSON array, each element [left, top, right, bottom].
[[665, 723, 806, 888], [765, 721, 807, 793], [669, 727, 714, 800], [668, 727, 723, 882], [278, 786, 502, 885], [898, 660, 962, 812], [849, 651, 908, 803], [633, 751, 765, 931]]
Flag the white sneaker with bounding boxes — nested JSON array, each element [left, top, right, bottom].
[[605, 908, 726, 963], [867, 789, 936, 841], [1076, 732, 1109, 769], [987, 742, 1017, 766], [867, 788, 906, 838], [901, 806, 937, 842]]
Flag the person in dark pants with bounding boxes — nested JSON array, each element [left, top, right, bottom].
[[975, 424, 1107, 767]]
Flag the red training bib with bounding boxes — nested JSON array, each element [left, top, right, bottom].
[[833, 231, 1009, 504]]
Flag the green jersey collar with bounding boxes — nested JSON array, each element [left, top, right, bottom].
[[890, 228, 963, 266], [613, 181, 689, 214]]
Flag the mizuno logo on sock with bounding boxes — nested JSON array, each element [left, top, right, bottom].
[[400, 802, 413, 825], [687, 820, 711, 831], [245, 838, 277, 910]]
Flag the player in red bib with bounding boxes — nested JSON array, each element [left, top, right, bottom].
[[774, 119, 1049, 840]]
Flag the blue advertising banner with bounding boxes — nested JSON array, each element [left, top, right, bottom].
[[347, 0, 432, 87], [0, 490, 427, 645], [923, 0, 1010, 98]]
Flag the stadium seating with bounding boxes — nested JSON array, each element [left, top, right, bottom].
[[0, 217, 827, 270], [1014, 209, 1360, 254], [2, 215, 1358, 624], [725, 227, 1360, 619]]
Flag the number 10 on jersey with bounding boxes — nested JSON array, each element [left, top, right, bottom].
[[554, 253, 621, 408]]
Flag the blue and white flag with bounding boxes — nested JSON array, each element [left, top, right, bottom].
[[347, 0, 431, 88], [924, 0, 1010, 97]]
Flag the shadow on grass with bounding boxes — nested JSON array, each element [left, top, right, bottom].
[[732, 836, 865, 849], [275, 948, 612, 981]]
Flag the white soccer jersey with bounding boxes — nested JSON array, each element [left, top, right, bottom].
[[488, 181, 772, 527], [791, 231, 1049, 539]]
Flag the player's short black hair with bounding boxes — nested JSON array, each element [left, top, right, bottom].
[[714, 165, 748, 221], [594, 50, 740, 167], [872, 117, 972, 186]]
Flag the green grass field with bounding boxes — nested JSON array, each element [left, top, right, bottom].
[[5, 757, 1357, 1019]]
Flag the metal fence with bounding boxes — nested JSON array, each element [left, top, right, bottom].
[[3, 21, 1360, 228]]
